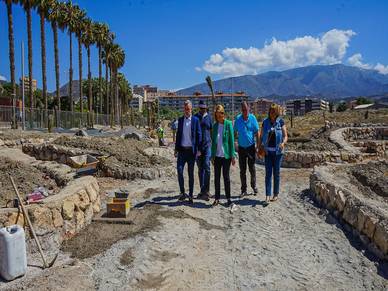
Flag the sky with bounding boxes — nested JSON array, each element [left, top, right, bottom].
[[1, 0, 388, 91]]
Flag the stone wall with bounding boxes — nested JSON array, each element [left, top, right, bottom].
[[342, 127, 388, 141], [0, 137, 46, 148], [0, 176, 101, 251], [282, 150, 362, 168], [22, 143, 174, 180], [283, 127, 387, 168], [324, 121, 387, 130], [310, 166, 388, 259]]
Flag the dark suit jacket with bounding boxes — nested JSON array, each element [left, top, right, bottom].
[[175, 115, 202, 155]]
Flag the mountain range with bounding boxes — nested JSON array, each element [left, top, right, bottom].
[[177, 64, 388, 101]]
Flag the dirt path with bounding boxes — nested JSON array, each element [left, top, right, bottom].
[[2, 165, 387, 290]]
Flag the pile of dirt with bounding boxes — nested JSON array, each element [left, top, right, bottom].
[[0, 157, 59, 207], [53, 136, 168, 168], [286, 137, 338, 151], [350, 161, 388, 199], [0, 129, 54, 140]]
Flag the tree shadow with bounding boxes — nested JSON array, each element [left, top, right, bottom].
[[134, 195, 212, 209], [234, 198, 268, 208]]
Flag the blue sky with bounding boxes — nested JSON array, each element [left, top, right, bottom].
[[1, 0, 388, 91]]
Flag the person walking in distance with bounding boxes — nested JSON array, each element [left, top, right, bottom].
[[234, 101, 259, 197], [174, 100, 202, 204], [171, 118, 178, 143], [211, 105, 236, 207], [195, 100, 212, 201], [258, 104, 288, 203]]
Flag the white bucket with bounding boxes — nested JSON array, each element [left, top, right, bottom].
[[0, 225, 27, 281]]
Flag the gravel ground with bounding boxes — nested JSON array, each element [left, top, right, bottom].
[[2, 163, 387, 290]]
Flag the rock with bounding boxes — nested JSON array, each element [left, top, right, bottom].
[[343, 200, 358, 227], [51, 208, 64, 227], [363, 215, 379, 239], [86, 184, 98, 202], [6, 212, 25, 227], [335, 190, 346, 212], [356, 208, 367, 232], [28, 206, 54, 228], [122, 131, 145, 141], [92, 197, 101, 213], [74, 210, 85, 231], [0, 139, 4, 146], [62, 200, 75, 220], [77, 190, 90, 211], [340, 151, 349, 161], [373, 221, 388, 255], [75, 129, 88, 137], [84, 205, 94, 224]]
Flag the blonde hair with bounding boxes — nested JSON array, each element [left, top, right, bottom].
[[268, 103, 280, 119], [214, 104, 225, 122]]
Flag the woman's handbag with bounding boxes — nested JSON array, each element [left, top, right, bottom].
[[258, 144, 265, 159]]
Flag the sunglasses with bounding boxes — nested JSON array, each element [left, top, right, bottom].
[[217, 111, 225, 115]]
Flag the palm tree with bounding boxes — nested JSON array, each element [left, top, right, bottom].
[[102, 32, 115, 116], [81, 18, 95, 127], [117, 73, 131, 127], [3, 0, 18, 128], [110, 44, 125, 125], [73, 5, 86, 114], [48, 0, 63, 113], [61, 1, 78, 114], [33, 0, 53, 121], [205, 75, 215, 111], [93, 22, 109, 115], [19, 0, 34, 111]]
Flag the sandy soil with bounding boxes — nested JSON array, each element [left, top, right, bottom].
[[53, 136, 168, 169], [2, 162, 387, 290], [0, 156, 59, 207]]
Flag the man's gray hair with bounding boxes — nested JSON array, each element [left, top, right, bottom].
[[184, 100, 192, 107]]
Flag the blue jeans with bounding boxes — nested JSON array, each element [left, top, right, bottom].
[[264, 152, 283, 197], [197, 147, 211, 194], [177, 149, 196, 197]]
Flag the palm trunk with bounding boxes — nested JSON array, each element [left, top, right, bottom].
[[98, 45, 102, 115], [26, 3, 33, 110], [105, 59, 109, 115], [40, 11, 47, 125], [78, 34, 83, 113], [109, 67, 114, 127], [114, 70, 119, 125], [87, 45, 92, 127], [52, 22, 60, 113], [69, 32, 73, 113], [6, 1, 16, 128]]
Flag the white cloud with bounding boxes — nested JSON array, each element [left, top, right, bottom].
[[347, 53, 388, 74], [373, 63, 388, 75], [198, 29, 356, 76], [0, 75, 6, 82]]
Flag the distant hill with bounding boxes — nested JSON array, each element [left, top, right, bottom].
[[50, 80, 83, 99], [177, 64, 388, 100]]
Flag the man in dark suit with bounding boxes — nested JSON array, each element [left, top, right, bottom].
[[194, 100, 212, 201], [175, 100, 202, 204]]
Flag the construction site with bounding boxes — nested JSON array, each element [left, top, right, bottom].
[[0, 108, 386, 290]]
